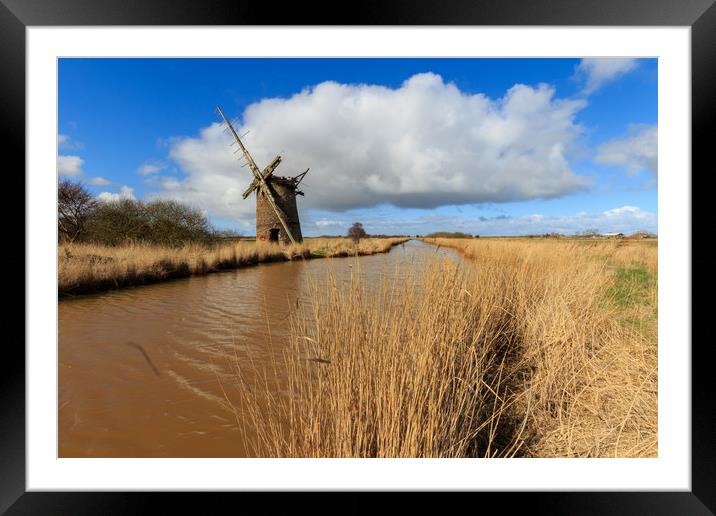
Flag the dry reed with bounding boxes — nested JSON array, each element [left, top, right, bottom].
[[227, 238, 657, 458], [58, 238, 407, 296]]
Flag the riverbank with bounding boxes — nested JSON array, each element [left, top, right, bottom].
[[423, 237, 658, 457], [233, 237, 657, 457], [58, 237, 408, 297]]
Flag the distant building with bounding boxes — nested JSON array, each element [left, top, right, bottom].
[[628, 231, 657, 239], [602, 232, 625, 238]]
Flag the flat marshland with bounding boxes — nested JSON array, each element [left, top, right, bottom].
[[58, 237, 407, 296], [228, 238, 657, 458]]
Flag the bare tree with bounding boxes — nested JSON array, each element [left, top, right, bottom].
[[84, 198, 149, 245], [347, 222, 368, 243], [58, 179, 97, 242], [84, 198, 214, 247], [577, 228, 601, 238], [144, 199, 213, 246]]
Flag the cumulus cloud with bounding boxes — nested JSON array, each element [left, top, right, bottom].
[[137, 162, 167, 175], [595, 124, 657, 176], [57, 155, 84, 176], [157, 73, 589, 224], [304, 205, 656, 237], [89, 176, 111, 186], [469, 204, 656, 235], [576, 58, 638, 95], [98, 185, 136, 202]]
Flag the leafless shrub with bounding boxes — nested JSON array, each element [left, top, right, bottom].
[[347, 222, 368, 242], [58, 179, 97, 242]]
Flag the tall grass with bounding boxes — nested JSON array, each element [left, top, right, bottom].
[[58, 238, 407, 296], [226, 238, 657, 458]]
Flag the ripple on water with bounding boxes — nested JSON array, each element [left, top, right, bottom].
[[58, 240, 461, 456]]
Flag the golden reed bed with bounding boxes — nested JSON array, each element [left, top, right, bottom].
[[58, 238, 407, 296], [227, 237, 657, 458]]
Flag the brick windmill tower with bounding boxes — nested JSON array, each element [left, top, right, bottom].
[[217, 105, 309, 244]]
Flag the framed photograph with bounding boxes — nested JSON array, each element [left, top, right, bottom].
[[6, 0, 712, 512]]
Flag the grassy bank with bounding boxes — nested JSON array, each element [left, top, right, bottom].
[[58, 237, 408, 297], [228, 237, 657, 457], [424, 237, 657, 457]]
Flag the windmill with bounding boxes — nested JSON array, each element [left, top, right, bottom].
[[216, 105, 309, 245]]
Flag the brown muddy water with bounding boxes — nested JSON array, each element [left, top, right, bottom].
[[59, 239, 459, 457]]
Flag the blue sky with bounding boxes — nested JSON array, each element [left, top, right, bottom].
[[58, 58, 657, 236]]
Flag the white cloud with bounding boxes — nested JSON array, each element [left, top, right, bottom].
[[595, 124, 657, 176], [304, 205, 656, 236], [158, 73, 589, 224], [575, 58, 638, 95], [88, 176, 111, 186], [137, 162, 167, 175], [98, 185, 136, 202], [58, 133, 83, 150], [603, 205, 645, 217], [57, 155, 84, 176], [314, 218, 347, 228]]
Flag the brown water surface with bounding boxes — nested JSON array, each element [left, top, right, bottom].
[[59, 240, 457, 457]]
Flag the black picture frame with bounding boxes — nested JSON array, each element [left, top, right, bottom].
[[4, 0, 713, 513]]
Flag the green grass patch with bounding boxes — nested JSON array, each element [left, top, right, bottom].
[[604, 264, 657, 339], [606, 265, 654, 308]]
